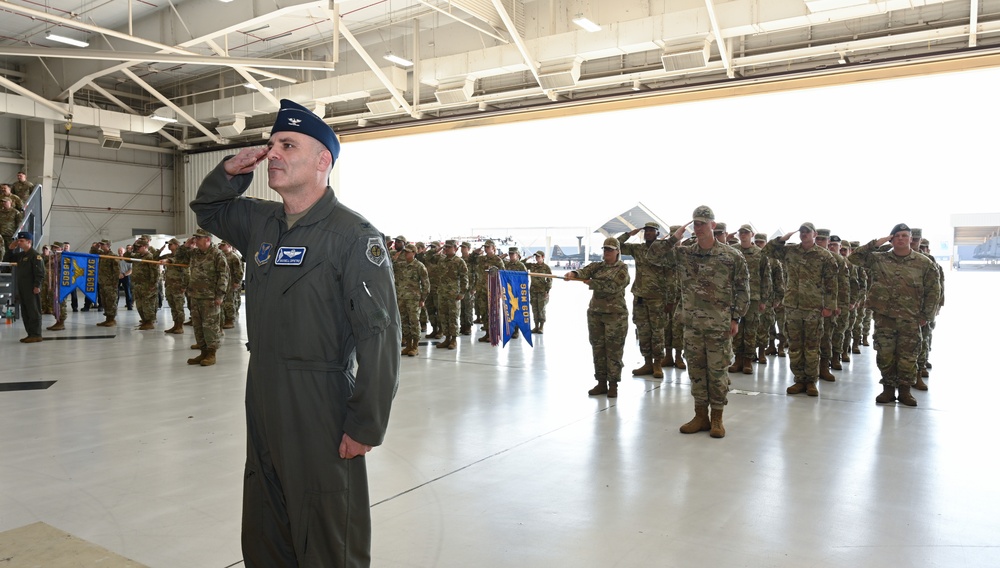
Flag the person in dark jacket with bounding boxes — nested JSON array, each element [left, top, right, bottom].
[[4, 231, 45, 342]]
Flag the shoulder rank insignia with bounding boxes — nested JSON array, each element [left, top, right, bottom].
[[275, 247, 307, 266], [255, 242, 273, 266], [366, 237, 386, 267]]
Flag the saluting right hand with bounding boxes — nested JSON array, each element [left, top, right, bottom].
[[224, 147, 268, 177], [780, 231, 796, 242]]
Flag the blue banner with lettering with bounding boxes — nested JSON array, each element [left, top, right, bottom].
[[498, 270, 532, 347], [59, 252, 99, 303]]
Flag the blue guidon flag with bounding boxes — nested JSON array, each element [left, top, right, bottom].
[[497, 270, 532, 347], [59, 252, 99, 303]]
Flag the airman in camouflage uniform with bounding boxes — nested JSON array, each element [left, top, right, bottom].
[[660, 225, 685, 370], [524, 250, 552, 333], [0, 196, 23, 251], [219, 241, 244, 328], [11, 172, 34, 203], [836, 239, 861, 363], [619, 221, 670, 378], [649, 206, 750, 438], [47, 242, 70, 330], [504, 247, 527, 339], [731, 224, 771, 374], [763, 222, 839, 397], [912, 231, 944, 389], [815, 229, 850, 381], [186, 229, 229, 366], [39, 245, 53, 314], [160, 237, 192, 333], [473, 240, 506, 342], [459, 241, 475, 335], [849, 224, 940, 406], [1, 184, 24, 212], [756, 233, 785, 358], [395, 243, 430, 356], [96, 239, 120, 326], [130, 238, 159, 330], [434, 239, 469, 349], [566, 236, 631, 399], [421, 242, 443, 338]]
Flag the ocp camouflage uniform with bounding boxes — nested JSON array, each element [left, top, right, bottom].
[[619, 231, 670, 374], [49, 249, 69, 325], [524, 257, 552, 331], [394, 253, 429, 354], [11, 180, 33, 202], [768, 257, 787, 352], [98, 246, 120, 324], [420, 249, 442, 335], [849, 238, 940, 400], [130, 247, 159, 327], [841, 250, 862, 357], [918, 245, 945, 375], [650, 236, 750, 410], [459, 245, 475, 334], [435, 252, 469, 342], [0, 204, 23, 249], [821, 246, 851, 371], [223, 248, 244, 327], [852, 252, 869, 348], [733, 243, 771, 369], [575, 259, 631, 386], [40, 252, 54, 315], [661, 243, 683, 366], [763, 237, 839, 387], [188, 242, 229, 351], [162, 244, 192, 331]]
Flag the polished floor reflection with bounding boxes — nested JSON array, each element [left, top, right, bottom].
[[1, 268, 997, 567]]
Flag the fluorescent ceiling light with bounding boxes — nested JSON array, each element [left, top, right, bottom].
[[218, 0, 234, 3], [572, 15, 601, 33], [244, 83, 273, 92], [383, 52, 413, 67], [150, 115, 178, 123], [47, 33, 89, 48], [804, 0, 869, 13]]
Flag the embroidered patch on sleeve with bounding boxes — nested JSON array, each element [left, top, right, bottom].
[[366, 237, 386, 267]]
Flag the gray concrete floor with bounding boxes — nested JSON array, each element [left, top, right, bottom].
[[1, 267, 997, 568]]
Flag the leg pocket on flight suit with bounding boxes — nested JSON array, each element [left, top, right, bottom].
[[297, 487, 351, 566]]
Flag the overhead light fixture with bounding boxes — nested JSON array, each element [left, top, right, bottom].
[[383, 52, 414, 67], [150, 115, 178, 123], [804, 0, 869, 13], [46, 33, 89, 48], [244, 83, 273, 92], [572, 15, 601, 33], [218, 0, 234, 3]]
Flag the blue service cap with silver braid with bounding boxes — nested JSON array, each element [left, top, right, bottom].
[[270, 99, 341, 162]]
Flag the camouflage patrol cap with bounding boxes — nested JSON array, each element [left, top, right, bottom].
[[799, 222, 816, 233], [890, 223, 911, 236], [669, 225, 681, 233], [692, 205, 714, 223], [534, 250, 544, 258], [920, 238, 930, 246], [167, 238, 181, 246], [0, 196, 10, 203], [713, 222, 727, 234], [829, 235, 841, 243], [427, 241, 440, 250], [910, 228, 923, 239], [192, 228, 212, 239], [134, 238, 149, 247], [508, 247, 520, 255], [643, 221, 660, 231], [394, 235, 406, 242], [602, 237, 619, 250], [850, 241, 860, 248], [100, 239, 112, 246], [416, 241, 425, 248], [403, 243, 417, 253], [738, 224, 753, 234], [444, 239, 458, 248], [753, 233, 767, 242], [460, 241, 472, 249], [52, 241, 63, 247], [816, 229, 831, 239], [483, 239, 495, 247]]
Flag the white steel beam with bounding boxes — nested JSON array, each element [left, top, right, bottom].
[[336, 19, 415, 117], [120, 68, 222, 144], [490, 0, 542, 91]]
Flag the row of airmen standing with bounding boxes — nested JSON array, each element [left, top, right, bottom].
[[389, 237, 552, 356]]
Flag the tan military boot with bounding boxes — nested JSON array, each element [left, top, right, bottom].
[[632, 357, 653, 376], [831, 356, 843, 371], [765, 340, 778, 356], [535, 322, 544, 334], [588, 379, 608, 396], [806, 382, 819, 396], [875, 384, 896, 404], [674, 349, 686, 369], [446, 336, 457, 350], [187, 349, 206, 365], [914, 376, 928, 391], [897, 385, 917, 407], [661, 351, 674, 368], [757, 347, 767, 365], [652, 358, 664, 379], [709, 408, 726, 438], [679, 405, 711, 434], [862, 335, 870, 346], [841, 351, 851, 363], [47, 322, 66, 331], [786, 382, 807, 395], [852, 338, 861, 354], [819, 359, 836, 381], [728, 355, 742, 373], [222, 320, 234, 329], [401, 340, 410, 356], [607, 380, 618, 398], [200, 348, 217, 366], [138, 321, 154, 330], [742, 356, 753, 374]]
